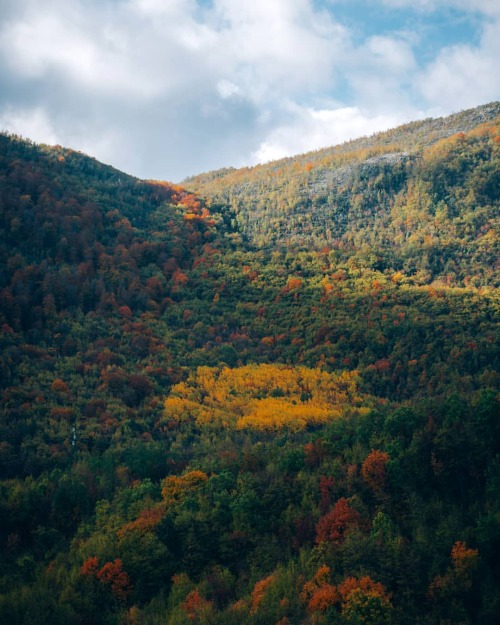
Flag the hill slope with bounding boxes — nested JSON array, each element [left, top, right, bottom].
[[186, 103, 499, 287], [0, 107, 499, 625], [0, 133, 219, 329]]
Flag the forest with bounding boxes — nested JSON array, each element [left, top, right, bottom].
[[0, 102, 499, 624]]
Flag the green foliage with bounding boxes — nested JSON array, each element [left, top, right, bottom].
[[0, 106, 499, 624], [187, 105, 500, 287]]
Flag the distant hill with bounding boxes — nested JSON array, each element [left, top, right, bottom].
[[186, 103, 499, 286]]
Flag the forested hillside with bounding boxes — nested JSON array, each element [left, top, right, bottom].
[[187, 102, 499, 288], [0, 105, 499, 625]]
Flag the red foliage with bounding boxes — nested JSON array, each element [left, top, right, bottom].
[[315, 497, 360, 544], [301, 565, 339, 612], [304, 439, 326, 468], [429, 540, 480, 598], [450, 540, 479, 573], [50, 407, 74, 420], [81, 556, 99, 576], [307, 584, 339, 612], [96, 559, 132, 601], [118, 305, 133, 318], [285, 277, 303, 292], [118, 505, 166, 537], [172, 269, 189, 286], [182, 590, 212, 620], [51, 378, 70, 394], [361, 450, 390, 492], [251, 574, 274, 612]]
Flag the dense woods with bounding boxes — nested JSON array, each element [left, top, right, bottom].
[[187, 101, 500, 288], [0, 104, 499, 624]]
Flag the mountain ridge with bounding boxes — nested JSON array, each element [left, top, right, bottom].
[[184, 101, 500, 183], [0, 101, 499, 625], [181, 104, 499, 289]]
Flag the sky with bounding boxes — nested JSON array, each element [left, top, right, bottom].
[[0, 0, 499, 181]]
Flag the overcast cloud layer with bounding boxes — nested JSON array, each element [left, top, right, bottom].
[[1, 0, 499, 180]]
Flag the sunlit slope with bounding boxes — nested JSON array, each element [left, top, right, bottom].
[[186, 103, 499, 288]]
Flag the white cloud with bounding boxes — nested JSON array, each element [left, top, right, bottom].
[[0, 102, 133, 172], [0, 0, 498, 180], [418, 17, 500, 110], [336, 35, 418, 113], [365, 36, 417, 73], [0, 4, 158, 96], [425, 53, 496, 108], [131, 0, 196, 17], [0, 0, 346, 102], [380, 0, 500, 16], [0, 0, 228, 100], [0, 0, 351, 178], [217, 80, 241, 99], [0, 107, 60, 145], [209, 0, 348, 101], [252, 104, 409, 163]]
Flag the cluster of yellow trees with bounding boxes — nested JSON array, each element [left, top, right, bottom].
[[163, 364, 371, 431]]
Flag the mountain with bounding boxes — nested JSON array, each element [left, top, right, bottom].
[[0, 133, 219, 331], [186, 102, 499, 286], [0, 105, 499, 625]]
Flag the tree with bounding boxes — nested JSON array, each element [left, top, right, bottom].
[[339, 577, 392, 625], [361, 450, 390, 493], [301, 565, 339, 613], [161, 471, 208, 507], [182, 590, 213, 621], [315, 497, 360, 544], [82, 557, 132, 602], [96, 559, 132, 602], [251, 575, 274, 613]]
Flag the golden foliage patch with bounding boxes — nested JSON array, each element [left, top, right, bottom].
[[162, 364, 370, 431]]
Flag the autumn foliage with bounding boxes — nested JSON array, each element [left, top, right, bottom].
[[315, 497, 360, 544], [117, 505, 166, 537], [50, 378, 70, 394], [338, 577, 392, 624], [428, 540, 479, 598], [161, 470, 209, 507], [81, 557, 132, 601], [181, 590, 213, 620], [338, 576, 391, 604], [81, 556, 99, 577], [450, 540, 479, 574], [361, 449, 390, 492], [0, 109, 498, 625], [251, 574, 274, 612], [307, 584, 339, 612], [301, 568, 392, 623], [301, 565, 338, 612], [163, 364, 369, 431]]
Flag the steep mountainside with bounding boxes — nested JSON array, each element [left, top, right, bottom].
[[186, 103, 499, 287], [0, 105, 499, 625], [0, 134, 219, 330]]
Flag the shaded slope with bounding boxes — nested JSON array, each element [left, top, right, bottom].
[[0, 133, 218, 332]]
